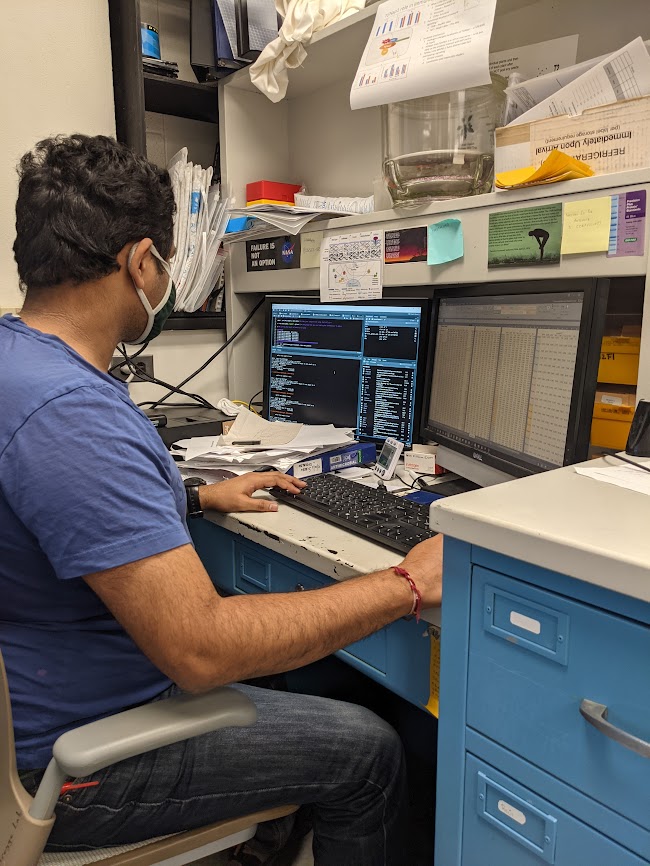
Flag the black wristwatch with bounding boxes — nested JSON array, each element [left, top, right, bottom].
[[183, 476, 207, 519]]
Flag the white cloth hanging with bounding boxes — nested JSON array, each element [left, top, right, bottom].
[[249, 0, 365, 102]]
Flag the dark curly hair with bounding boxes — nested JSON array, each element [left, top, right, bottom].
[[13, 134, 175, 291]]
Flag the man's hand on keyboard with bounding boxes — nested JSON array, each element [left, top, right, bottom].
[[400, 535, 444, 608], [200, 472, 307, 514]]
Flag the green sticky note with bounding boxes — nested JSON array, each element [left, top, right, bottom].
[[427, 219, 464, 265]]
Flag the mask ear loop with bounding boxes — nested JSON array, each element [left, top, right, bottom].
[[148, 245, 174, 315], [128, 243, 155, 344]]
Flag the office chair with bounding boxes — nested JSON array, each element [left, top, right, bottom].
[[0, 650, 298, 866]]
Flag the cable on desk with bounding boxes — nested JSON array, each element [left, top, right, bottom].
[[248, 389, 263, 412], [606, 453, 650, 474], [145, 297, 265, 412]]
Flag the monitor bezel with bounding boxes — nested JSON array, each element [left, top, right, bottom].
[[262, 294, 431, 447], [420, 278, 609, 478]]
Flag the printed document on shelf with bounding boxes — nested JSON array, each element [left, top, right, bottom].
[[320, 229, 384, 302], [509, 37, 650, 126], [489, 35, 579, 80], [350, 0, 496, 110]]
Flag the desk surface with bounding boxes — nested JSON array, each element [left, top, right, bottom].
[[429, 457, 650, 604], [205, 493, 441, 625]]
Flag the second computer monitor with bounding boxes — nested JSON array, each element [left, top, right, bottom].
[[264, 297, 429, 446], [422, 279, 608, 480]]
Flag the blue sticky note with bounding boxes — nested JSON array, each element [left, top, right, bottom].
[[427, 218, 464, 265]]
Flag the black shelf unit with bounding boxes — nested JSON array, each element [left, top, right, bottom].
[[109, 0, 221, 149], [143, 74, 219, 124], [164, 311, 226, 331]]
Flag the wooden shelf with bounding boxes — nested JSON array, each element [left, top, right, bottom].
[[163, 311, 226, 331], [144, 74, 219, 123]]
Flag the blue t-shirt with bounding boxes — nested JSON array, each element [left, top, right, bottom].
[[0, 315, 191, 769]]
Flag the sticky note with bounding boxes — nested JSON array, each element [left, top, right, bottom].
[[561, 197, 612, 255], [427, 219, 463, 265], [300, 231, 324, 268]]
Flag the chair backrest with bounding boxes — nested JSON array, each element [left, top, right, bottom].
[[0, 649, 54, 866]]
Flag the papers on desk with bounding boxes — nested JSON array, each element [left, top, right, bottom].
[[173, 408, 356, 472], [168, 149, 229, 312], [575, 459, 650, 496]]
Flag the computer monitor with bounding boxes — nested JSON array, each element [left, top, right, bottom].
[[263, 297, 429, 446], [421, 279, 609, 485]]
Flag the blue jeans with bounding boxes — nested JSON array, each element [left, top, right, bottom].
[[23, 684, 408, 866]]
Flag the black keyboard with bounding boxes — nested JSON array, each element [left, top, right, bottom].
[[271, 473, 436, 554]]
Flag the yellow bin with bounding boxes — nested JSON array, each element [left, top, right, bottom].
[[597, 336, 640, 386]]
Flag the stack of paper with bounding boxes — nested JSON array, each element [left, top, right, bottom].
[[507, 37, 650, 127], [496, 150, 594, 190], [222, 201, 367, 243], [167, 149, 230, 312], [173, 408, 355, 472]]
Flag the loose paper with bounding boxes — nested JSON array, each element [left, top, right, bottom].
[[300, 231, 324, 268], [488, 203, 563, 268], [561, 197, 611, 255], [350, 0, 497, 110], [575, 462, 650, 497], [489, 34, 578, 80], [608, 190, 646, 258], [506, 39, 650, 117], [427, 219, 464, 265], [511, 37, 650, 126], [320, 229, 384, 301]]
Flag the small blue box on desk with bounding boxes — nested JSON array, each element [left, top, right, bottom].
[[289, 442, 377, 479]]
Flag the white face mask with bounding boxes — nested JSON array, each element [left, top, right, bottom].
[[127, 243, 176, 344]]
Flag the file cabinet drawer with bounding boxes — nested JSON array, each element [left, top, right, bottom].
[[462, 755, 647, 866], [467, 567, 650, 831]]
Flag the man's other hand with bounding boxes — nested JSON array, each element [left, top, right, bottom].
[[200, 472, 307, 514]]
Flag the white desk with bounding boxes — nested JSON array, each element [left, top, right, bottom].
[[203, 499, 441, 626]]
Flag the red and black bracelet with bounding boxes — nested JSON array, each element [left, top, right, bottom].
[[394, 566, 422, 622]]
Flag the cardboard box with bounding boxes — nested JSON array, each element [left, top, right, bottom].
[[495, 97, 650, 178], [404, 444, 444, 476], [591, 387, 636, 450], [597, 336, 640, 386]]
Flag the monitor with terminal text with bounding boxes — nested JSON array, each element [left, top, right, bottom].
[[422, 279, 609, 484], [264, 297, 429, 446]]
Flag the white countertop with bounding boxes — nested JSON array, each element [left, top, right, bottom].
[[429, 458, 650, 604], [204, 494, 441, 625]]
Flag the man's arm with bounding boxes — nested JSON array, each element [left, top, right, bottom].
[[84, 535, 442, 693]]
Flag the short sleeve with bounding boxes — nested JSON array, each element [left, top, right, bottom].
[[1, 385, 191, 579]]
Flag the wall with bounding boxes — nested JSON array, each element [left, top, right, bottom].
[[0, 1, 115, 311]]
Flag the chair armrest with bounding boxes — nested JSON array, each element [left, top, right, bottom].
[[52, 687, 256, 778]]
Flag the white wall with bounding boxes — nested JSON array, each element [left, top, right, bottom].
[[0, 1, 115, 311], [0, 0, 231, 404]]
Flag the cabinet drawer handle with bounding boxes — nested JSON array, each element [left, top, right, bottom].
[[580, 699, 650, 759]]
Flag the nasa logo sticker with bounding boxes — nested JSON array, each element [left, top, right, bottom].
[[281, 240, 295, 264]]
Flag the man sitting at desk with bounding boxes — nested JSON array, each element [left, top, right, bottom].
[[0, 134, 443, 866]]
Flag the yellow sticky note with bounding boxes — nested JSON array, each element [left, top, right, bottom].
[[561, 197, 612, 255], [300, 231, 324, 268], [426, 628, 441, 718]]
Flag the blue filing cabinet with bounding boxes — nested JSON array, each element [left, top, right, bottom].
[[436, 538, 650, 866], [190, 518, 433, 711]]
